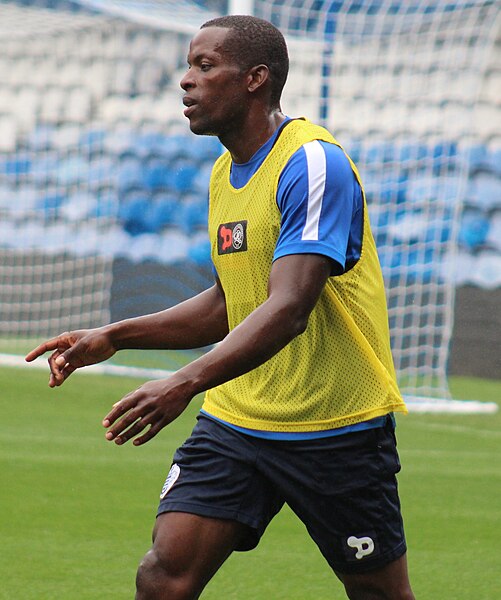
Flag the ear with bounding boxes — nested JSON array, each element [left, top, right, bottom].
[[247, 64, 270, 94]]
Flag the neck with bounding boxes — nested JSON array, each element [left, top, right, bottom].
[[219, 107, 286, 164]]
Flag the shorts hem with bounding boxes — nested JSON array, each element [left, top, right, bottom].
[[332, 542, 407, 575], [156, 501, 261, 550]]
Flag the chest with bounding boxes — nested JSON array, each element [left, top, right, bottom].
[[209, 174, 282, 272]]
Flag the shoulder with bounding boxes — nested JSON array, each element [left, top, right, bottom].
[[283, 139, 352, 173], [279, 140, 355, 195]]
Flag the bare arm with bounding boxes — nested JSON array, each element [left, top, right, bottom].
[[25, 279, 228, 386], [106, 278, 228, 351], [178, 253, 332, 392], [103, 253, 333, 445]]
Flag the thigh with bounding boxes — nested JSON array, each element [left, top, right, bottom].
[[149, 511, 249, 590], [337, 553, 414, 600], [259, 418, 407, 575]]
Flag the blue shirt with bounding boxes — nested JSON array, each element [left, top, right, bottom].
[[230, 117, 363, 275]]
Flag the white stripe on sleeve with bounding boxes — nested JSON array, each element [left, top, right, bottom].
[[301, 140, 327, 241]]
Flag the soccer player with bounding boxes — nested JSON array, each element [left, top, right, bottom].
[[26, 15, 415, 600]]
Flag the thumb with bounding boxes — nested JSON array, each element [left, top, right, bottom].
[[55, 354, 67, 366], [55, 346, 83, 368]]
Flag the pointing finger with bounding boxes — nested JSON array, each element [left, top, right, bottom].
[[25, 338, 61, 362]]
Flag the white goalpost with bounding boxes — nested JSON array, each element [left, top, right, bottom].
[[0, 0, 498, 413]]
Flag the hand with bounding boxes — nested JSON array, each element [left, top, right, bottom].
[[102, 378, 192, 446], [25, 328, 116, 387]]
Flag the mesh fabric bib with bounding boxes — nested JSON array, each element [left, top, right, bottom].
[[203, 119, 407, 432]]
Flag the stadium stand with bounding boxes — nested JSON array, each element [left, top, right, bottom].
[[0, 1, 498, 268], [0, 0, 499, 402]]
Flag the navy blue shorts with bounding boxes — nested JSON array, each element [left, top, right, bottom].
[[157, 414, 407, 574]]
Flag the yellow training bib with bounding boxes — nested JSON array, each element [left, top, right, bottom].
[[203, 119, 407, 432]]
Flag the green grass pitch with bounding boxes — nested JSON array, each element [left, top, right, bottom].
[[1, 365, 500, 599]]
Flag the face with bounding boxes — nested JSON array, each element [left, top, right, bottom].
[[180, 27, 249, 137]]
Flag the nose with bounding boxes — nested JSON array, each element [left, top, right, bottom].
[[180, 68, 194, 91]]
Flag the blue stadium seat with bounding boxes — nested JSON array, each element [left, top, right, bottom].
[[133, 131, 169, 159], [458, 209, 490, 250], [155, 135, 193, 162], [119, 194, 187, 236], [367, 204, 390, 230], [93, 189, 119, 219], [0, 154, 31, 179], [466, 173, 501, 211], [188, 238, 212, 266], [143, 194, 180, 233], [174, 195, 208, 234], [396, 142, 428, 165], [364, 141, 396, 165], [79, 128, 107, 153], [117, 155, 143, 192], [27, 124, 57, 151], [486, 211, 501, 251], [426, 219, 453, 245], [87, 156, 116, 190], [464, 143, 489, 172], [167, 159, 198, 194], [0, 183, 12, 211], [189, 135, 222, 162], [142, 157, 171, 192], [30, 153, 59, 184], [383, 244, 439, 285], [488, 147, 501, 176], [36, 191, 65, 218], [432, 141, 458, 174], [191, 162, 213, 195], [118, 192, 151, 236], [345, 138, 361, 163], [364, 174, 407, 205]]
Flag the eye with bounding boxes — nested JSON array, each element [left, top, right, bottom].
[[201, 63, 212, 72]]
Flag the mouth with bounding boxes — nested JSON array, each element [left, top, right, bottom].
[[183, 96, 197, 117]]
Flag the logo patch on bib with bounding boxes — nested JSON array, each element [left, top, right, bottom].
[[217, 221, 247, 254]]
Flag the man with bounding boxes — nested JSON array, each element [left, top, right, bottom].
[[26, 15, 414, 600]]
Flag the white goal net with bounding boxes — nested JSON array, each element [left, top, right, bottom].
[[256, 0, 500, 410], [0, 0, 499, 411]]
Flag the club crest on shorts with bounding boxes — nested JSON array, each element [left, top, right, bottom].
[[217, 221, 247, 254], [344, 532, 378, 561], [160, 463, 181, 499]]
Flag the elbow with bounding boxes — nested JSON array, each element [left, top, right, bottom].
[[294, 314, 310, 337], [283, 308, 310, 341]]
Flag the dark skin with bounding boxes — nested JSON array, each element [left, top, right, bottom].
[[25, 254, 331, 446], [26, 26, 414, 600], [180, 27, 285, 163]]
